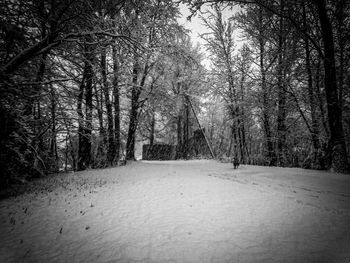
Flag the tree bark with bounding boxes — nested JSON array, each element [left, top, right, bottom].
[[228, 124, 234, 158], [94, 84, 107, 166], [314, 0, 349, 173], [77, 65, 85, 171], [126, 60, 141, 160], [276, 0, 286, 166], [126, 57, 149, 160], [50, 85, 58, 171], [259, 7, 276, 166], [78, 41, 94, 170], [302, 1, 321, 167], [175, 113, 183, 159], [101, 46, 115, 166], [150, 111, 155, 146], [335, 0, 345, 112], [94, 85, 105, 138], [30, 52, 48, 176], [315, 60, 329, 139], [112, 45, 120, 162], [85, 45, 94, 167], [183, 95, 190, 159]]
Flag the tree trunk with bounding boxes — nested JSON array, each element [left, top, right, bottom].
[[77, 65, 85, 171], [150, 110, 155, 146], [126, 61, 141, 160], [84, 45, 93, 167], [239, 57, 249, 163], [303, 1, 321, 167], [228, 125, 234, 158], [218, 130, 224, 155], [259, 7, 276, 166], [315, 0, 349, 173], [237, 117, 244, 162], [176, 114, 183, 159], [50, 85, 58, 171], [335, 0, 345, 112], [183, 95, 190, 159], [112, 45, 120, 162], [78, 42, 94, 170], [94, 85, 106, 140], [101, 46, 115, 166], [126, 58, 149, 160], [276, 0, 286, 166], [31, 52, 48, 176], [315, 60, 329, 139], [60, 107, 76, 171], [94, 79, 107, 167]]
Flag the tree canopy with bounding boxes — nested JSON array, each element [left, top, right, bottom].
[[0, 0, 349, 188]]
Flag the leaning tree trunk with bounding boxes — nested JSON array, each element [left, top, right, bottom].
[[315, 0, 349, 173]]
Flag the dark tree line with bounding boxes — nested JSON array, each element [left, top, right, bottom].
[[0, 0, 209, 188]]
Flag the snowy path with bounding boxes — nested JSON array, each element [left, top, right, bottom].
[[1, 160, 350, 263]]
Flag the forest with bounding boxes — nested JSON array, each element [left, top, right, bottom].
[[0, 0, 349, 188]]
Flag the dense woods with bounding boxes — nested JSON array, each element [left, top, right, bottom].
[[0, 0, 349, 188], [190, 0, 350, 173]]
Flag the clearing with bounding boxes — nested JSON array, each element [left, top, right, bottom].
[[1, 160, 350, 263]]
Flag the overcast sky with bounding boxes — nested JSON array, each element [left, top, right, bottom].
[[177, 3, 209, 47], [177, 3, 243, 68]]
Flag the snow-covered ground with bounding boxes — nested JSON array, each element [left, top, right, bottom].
[[1, 160, 350, 263]]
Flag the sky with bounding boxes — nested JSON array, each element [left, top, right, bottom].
[[177, 3, 209, 47], [177, 3, 243, 68], [177, 3, 212, 68]]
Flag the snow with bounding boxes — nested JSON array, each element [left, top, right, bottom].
[[1, 160, 350, 263]]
